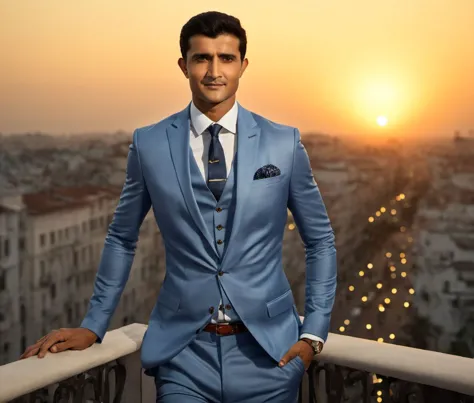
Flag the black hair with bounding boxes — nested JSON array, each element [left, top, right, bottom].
[[179, 11, 247, 61]]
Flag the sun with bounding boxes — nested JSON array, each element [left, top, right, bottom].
[[376, 116, 388, 127]]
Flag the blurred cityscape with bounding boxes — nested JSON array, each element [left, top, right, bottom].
[[0, 128, 473, 368]]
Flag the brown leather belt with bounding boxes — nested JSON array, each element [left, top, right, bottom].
[[202, 322, 248, 336]]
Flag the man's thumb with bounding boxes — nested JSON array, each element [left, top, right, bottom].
[[279, 352, 295, 367]]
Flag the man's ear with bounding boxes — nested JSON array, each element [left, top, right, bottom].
[[178, 58, 188, 78]]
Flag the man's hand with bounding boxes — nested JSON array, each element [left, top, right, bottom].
[[20, 328, 98, 359], [279, 340, 314, 370]]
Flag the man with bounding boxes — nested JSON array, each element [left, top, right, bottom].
[[20, 11, 337, 403]]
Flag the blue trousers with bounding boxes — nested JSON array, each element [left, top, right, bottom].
[[153, 329, 304, 402]]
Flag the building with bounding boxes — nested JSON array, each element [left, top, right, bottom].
[[0, 186, 166, 364]]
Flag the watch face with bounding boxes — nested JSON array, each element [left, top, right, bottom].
[[313, 341, 322, 353]]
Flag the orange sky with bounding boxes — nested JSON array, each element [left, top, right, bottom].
[[1, 0, 474, 139]]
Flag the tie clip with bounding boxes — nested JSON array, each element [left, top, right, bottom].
[[209, 159, 220, 164], [208, 178, 226, 182]]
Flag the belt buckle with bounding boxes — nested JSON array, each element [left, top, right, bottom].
[[216, 323, 234, 336]]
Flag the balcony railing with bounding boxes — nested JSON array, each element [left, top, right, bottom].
[[1, 322, 473, 403]]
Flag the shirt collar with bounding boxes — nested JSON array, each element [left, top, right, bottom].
[[190, 99, 238, 136]]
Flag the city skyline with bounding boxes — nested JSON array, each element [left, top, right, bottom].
[[2, 0, 474, 140]]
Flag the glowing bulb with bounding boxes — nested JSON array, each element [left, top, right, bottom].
[[349, 285, 355, 291], [369, 217, 375, 223], [409, 288, 415, 294], [344, 319, 350, 325], [366, 324, 372, 330], [401, 272, 407, 278], [367, 263, 373, 269], [339, 326, 345, 332], [376, 283, 383, 289], [391, 288, 397, 294], [384, 298, 391, 304], [359, 270, 365, 277], [404, 302, 410, 308], [362, 296, 368, 302], [389, 333, 396, 340]]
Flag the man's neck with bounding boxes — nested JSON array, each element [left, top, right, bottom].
[[192, 95, 236, 122]]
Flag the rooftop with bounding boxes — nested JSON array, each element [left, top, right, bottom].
[[22, 185, 121, 215]]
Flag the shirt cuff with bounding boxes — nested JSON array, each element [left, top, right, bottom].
[[300, 333, 325, 344]]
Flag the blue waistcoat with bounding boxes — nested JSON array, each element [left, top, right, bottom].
[[189, 146, 241, 322]]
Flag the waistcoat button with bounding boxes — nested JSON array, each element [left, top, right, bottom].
[[216, 207, 223, 212], [209, 306, 215, 314], [217, 239, 223, 245], [216, 224, 224, 230]]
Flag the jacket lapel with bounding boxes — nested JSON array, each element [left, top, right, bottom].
[[220, 104, 261, 268], [166, 104, 219, 259]]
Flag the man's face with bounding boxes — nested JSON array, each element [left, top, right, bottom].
[[178, 34, 248, 107]]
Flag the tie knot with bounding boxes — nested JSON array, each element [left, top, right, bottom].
[[208, 123, 222, 138]]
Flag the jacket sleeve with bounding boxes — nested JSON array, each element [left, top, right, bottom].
[[287, 127, 337, 341], [80, 129, 151, 342]]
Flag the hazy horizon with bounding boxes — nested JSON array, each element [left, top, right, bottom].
[[2, 1, 474, 141]]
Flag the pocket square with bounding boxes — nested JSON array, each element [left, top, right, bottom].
[[253, 164, 281, 180]]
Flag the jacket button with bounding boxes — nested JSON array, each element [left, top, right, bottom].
[[217, 239, 223, 245], [225, 304, 232, 310], [216, 224, 223, 230], [218, 270, 224, 276], [209, 306, 215, 314], [216, 207, 223, 212]]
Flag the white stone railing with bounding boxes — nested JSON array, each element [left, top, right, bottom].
[[0, 323, 473, 402], [0, 323, 155, 403]]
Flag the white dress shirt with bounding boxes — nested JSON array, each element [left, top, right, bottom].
[[189, 100, 324, 345]]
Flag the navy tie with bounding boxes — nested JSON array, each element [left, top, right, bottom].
[[207, 123, 227, 201]]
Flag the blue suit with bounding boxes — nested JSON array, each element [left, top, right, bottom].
[[81, 102, 337, 402]]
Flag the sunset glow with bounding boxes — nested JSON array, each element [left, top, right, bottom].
[[377, 116, 388, 127], [1, 0, 474, 139]]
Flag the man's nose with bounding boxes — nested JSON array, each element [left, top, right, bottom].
[[207, 57, 221, 78]]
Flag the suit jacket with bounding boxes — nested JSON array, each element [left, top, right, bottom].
[[80, 102, 337, 371]]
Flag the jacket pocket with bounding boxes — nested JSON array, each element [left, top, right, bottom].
[[266, 289, 294, 318]]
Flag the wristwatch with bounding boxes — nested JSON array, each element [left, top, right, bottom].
[[302, 338, 323, 355]]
